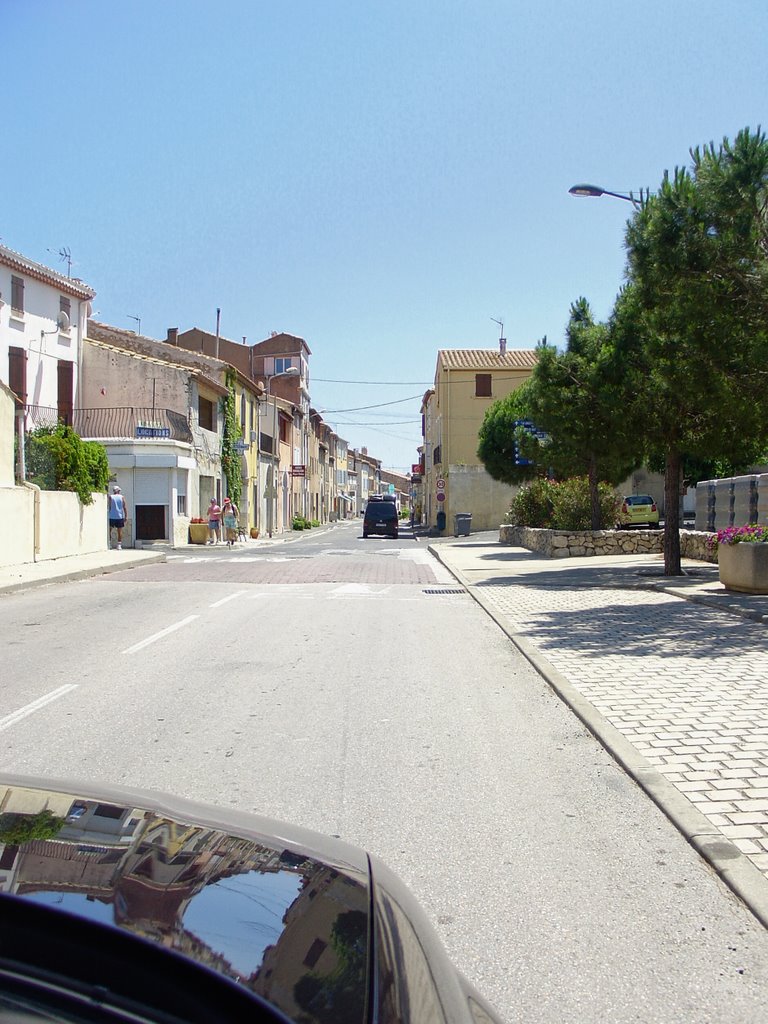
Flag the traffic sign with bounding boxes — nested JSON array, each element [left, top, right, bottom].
[[436, 478, 446, 490], [436, 492, 446, 502]]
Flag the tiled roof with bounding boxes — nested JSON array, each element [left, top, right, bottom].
[[437, 348, 538, 371], [0, 244, 95, 299]]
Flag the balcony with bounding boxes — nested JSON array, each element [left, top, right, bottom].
[[24, 406, 193, 444]]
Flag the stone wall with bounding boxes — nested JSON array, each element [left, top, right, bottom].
[[499, 524, 716, 563]]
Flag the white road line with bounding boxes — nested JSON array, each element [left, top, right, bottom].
[[122, 615, 199, 654], [210, 591, 247, 608], [0, 684, 78, 732]]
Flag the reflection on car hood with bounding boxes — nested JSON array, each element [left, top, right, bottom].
[[0, 774, 371, 1024]]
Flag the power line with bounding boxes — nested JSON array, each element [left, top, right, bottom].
[[323, 393, 423, 413]]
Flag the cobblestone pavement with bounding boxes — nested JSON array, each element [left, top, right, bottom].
[[431, 537, 768, 889]]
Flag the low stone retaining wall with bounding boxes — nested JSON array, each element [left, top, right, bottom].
[[499, 524, 716, 563]]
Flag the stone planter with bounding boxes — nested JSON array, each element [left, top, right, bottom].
[[188, 523, 209, 545], [718, 542, 768, 594]]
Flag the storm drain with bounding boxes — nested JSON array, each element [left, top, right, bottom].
[[422, 587, 467, 596]]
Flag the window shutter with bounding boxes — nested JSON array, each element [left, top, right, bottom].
[[57, 360, 74, 426], [11, 276, 24, 314], [475, 373, 492, 397], [9, 347, 27, 407]]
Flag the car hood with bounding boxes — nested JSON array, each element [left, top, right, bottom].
[[0, 774, 372, 1024]]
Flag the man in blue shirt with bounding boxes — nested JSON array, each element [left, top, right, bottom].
[[108, 485, 127, 550]]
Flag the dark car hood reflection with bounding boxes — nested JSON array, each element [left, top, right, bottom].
[[0, 780, 371, 1024]]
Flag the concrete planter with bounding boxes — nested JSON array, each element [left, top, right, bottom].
[[718, 542, 768, 594], [188, 523, 208, 545]]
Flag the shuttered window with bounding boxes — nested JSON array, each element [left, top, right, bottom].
[[57, 360, 74, 426], [8, 347, 26, 407], [11, 276, 24, 315], [475, 373, 492, 397]]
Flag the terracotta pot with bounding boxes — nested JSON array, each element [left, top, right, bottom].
[[718, 542, 768, 594], [250, 528, 260, 539]]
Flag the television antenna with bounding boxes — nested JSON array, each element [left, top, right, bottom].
[[127, 314, 142, 334], [48, 246, 73, 277]]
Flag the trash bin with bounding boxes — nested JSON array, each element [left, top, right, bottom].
[[436, 510, 446, 532], [454, 513, 472, 537]]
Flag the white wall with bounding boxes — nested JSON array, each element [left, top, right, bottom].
[[0, 488, 107, 567]]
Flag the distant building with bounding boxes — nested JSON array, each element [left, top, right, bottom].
[[422, 344, 538, 532]]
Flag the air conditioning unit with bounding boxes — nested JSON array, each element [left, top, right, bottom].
[[250, 431, 258, 443]]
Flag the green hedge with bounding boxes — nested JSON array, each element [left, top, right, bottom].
[[26, 424, 110, 505]]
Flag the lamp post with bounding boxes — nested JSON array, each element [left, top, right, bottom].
[[263, 367, 300, 537], [568, 183, 649, 209]]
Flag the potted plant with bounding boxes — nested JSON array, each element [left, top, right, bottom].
[[710, 525, 768, 594], [250, 527, 260, 539], [189, 517, 209, 545]]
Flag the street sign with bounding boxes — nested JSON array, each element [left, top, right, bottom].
[[233, 441, 248, 453], [411, 464, 422, 476], [290, 464, 306, 477], [436, 492, 446, 502], [436, 478, 446, 490]]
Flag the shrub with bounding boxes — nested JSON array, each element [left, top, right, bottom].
[[25, 424, 108, 506], [310, 519, 320, 528], [506, 478, 553, 528], [549, 477, 620, 531], [0, 810, 64, 845], [506, 476, 620, 530], [292, 515, 306, 530]]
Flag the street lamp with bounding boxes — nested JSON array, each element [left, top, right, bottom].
[[263, 367, 300, 537], [568, 183, 648, 209]]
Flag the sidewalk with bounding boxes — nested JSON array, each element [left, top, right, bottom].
[[429, 531, 768, 930]]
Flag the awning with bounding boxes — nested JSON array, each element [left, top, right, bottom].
[[339, 492, 354, 504]]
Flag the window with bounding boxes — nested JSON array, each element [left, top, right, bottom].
[[199, 396, 215, 431], [275, 357, 293, 374], [475, 373, 492, 397], [177, 494, 187, 515], [11, 276, 24, 316], [57, 360, 74, 425], [433, 444, 441, 465], [240, 392, 246, 428], [8, 347, 26, 407]]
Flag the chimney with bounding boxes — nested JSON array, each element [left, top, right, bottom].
[[167, 328, 178, 345], [499, 336, 507, 355]]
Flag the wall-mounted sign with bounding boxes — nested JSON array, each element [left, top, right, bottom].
[[136, 426, 171, 438], [290, 464, 306, 477]]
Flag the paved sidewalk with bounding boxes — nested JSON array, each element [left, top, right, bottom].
[[429, 531, 768, 929]]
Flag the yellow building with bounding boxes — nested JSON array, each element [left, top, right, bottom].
[[423, 346, 538, 532]]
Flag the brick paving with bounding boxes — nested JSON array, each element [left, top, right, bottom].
[[110, 554, 438, 586], [476, 579, 768, 877]]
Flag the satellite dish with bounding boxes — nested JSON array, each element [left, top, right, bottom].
[[56, 310, 70, 332]]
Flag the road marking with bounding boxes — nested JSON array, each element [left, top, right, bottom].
[[122, 615, 199, 654], [0, 685, 78, 732], [210, 591, 247, 608]]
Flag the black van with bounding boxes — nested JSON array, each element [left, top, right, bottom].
[[363, 499, 399, 538]]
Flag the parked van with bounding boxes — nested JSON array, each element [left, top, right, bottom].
[[363, 500, 399, 538]]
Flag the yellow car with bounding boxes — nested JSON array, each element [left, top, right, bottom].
[[618, 494, 660, 528]]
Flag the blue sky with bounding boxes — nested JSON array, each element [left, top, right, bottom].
[[4, 1, 766, 469]]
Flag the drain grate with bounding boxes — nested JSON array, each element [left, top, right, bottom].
[[422, 587, 467, 596]]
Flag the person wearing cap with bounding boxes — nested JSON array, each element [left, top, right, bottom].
[[207, 497, 222, 544], [222, 497, 239, 548], [108, 485, 127, 550]]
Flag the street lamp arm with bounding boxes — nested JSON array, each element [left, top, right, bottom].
[[568, 183, 647, 209]]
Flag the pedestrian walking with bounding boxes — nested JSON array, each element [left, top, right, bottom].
[[207, 497, 222, 544], [222, 497, 239, 548], [108, 486, 127, 550]]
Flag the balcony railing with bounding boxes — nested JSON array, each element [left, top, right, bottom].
[[24, 406, 194, 444]]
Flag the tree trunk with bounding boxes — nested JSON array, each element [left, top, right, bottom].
[[589, 453, 601, 531], [663, 448, 682, 575]]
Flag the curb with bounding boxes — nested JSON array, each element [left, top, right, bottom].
[[428, 543, 768, 932]]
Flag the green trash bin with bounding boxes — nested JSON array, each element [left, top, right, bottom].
[[454, 513, 471, 537]]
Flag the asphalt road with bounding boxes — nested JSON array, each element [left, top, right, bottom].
[[2, 520, 768, 1022]]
